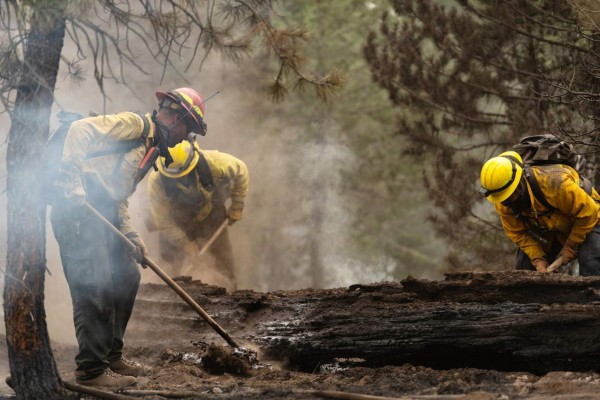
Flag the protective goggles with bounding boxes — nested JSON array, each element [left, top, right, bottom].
[[159, 98, 204, 135], [479, 156, 521, 197], [159, 97, 183, 111]]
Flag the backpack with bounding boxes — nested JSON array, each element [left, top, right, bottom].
[[44, 110, 150, 205], [513, 134, 594, 210]]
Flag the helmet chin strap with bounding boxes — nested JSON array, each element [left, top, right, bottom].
[[151, 110, 174, 167]]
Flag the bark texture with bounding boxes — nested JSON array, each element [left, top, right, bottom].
[[2, 6, 73, 399], [129, 271, 600, 375]]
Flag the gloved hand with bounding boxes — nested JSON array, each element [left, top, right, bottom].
[[226, 201, 244, 225], [531, 257, 549, 273], [54, 171, 86, 207], [125, 231, 148, 267], [560, 239, 579, 264]]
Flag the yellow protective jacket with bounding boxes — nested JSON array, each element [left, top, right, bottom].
[[147, 149, 249, 249], [495, 164, 600, 261], [61, 112, 155, 234]]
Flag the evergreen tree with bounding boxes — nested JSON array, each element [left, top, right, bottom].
[[0, 1, 339, 397], [364, 0, 600, 271], [243, 0, 444, 290]]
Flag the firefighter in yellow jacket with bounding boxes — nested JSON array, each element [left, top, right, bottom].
[[147, 140, 249, 290], [50, 87, 207, 388], [479, 151, 600, 275]]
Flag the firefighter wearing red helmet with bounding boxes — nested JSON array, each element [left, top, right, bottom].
[[155, 87, 207, 138], [49, 86, 206, 389]]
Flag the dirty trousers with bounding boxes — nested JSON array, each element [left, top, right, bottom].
[[515, 225, 600, 276], [50, 200, 140, 380]]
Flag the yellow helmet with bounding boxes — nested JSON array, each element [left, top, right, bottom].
[[157, 140, 200, 178], [479, 151, 523, 203]]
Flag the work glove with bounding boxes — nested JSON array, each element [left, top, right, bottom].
[[559, 239, 579, 265], [531, 257, 549, 273], [125, 231, 148, 268], [54, 171, 86, 207], [226, 201, 244, 225]]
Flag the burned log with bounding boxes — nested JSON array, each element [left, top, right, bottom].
[[127, 271, 600, 374]]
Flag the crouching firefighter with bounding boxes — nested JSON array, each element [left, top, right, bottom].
[[147, 140, 249, 291], [479, 151, 600, 275], [49, 87, 207, 388]]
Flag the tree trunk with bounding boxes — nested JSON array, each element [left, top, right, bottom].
[[128, 271, 600, 375], [2, 5, 73, 399], [310, 163, 325, 288], [309, 1, 329, 289]]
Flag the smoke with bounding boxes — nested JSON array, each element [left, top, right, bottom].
[[0, 18, 440, 346]]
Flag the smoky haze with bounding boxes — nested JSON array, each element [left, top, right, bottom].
[[0, 24, 441, 346]]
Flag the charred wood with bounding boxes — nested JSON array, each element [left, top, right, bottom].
[[128, 271, 600, 374]]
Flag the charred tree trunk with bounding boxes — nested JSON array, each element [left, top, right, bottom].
[[130, 271, 600, 375], [254, 272, 600, 373], [2, 5, 73, 400]]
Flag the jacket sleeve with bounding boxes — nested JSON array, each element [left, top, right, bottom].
[[495, 203, 547, 260], [118, 200, 134, 235], [545, 173, 600, 244], [60, 112, 145, 174], [204, 150, 249, 204], [147, 171, 191, 248]]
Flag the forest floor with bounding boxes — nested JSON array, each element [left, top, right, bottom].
[[3, 275, 600, 399]]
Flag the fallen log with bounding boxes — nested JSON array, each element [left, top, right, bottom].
[[128, 271, 600, 374]]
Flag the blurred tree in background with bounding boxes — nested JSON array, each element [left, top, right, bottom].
[[364, 0, 600, 271], [241, 0, 445, 291]]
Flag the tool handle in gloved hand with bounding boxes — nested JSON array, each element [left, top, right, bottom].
[[83, 202, 241, 349], [546, 256, 564, 273]]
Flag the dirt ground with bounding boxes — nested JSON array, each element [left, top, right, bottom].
[[99, 350, 600, 400], [4, 275, 600, 399], [3, 337, 600, 400]]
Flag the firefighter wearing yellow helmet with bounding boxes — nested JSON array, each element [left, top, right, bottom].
[[480, 151, 600, 275], [148, 140, 249, 290]]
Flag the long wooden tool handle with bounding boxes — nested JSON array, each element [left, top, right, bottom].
[[198, 219, 229, 256], [83, 202, 240, 349]]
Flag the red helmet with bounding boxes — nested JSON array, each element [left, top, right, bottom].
[[155, 87, 207, 135]]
